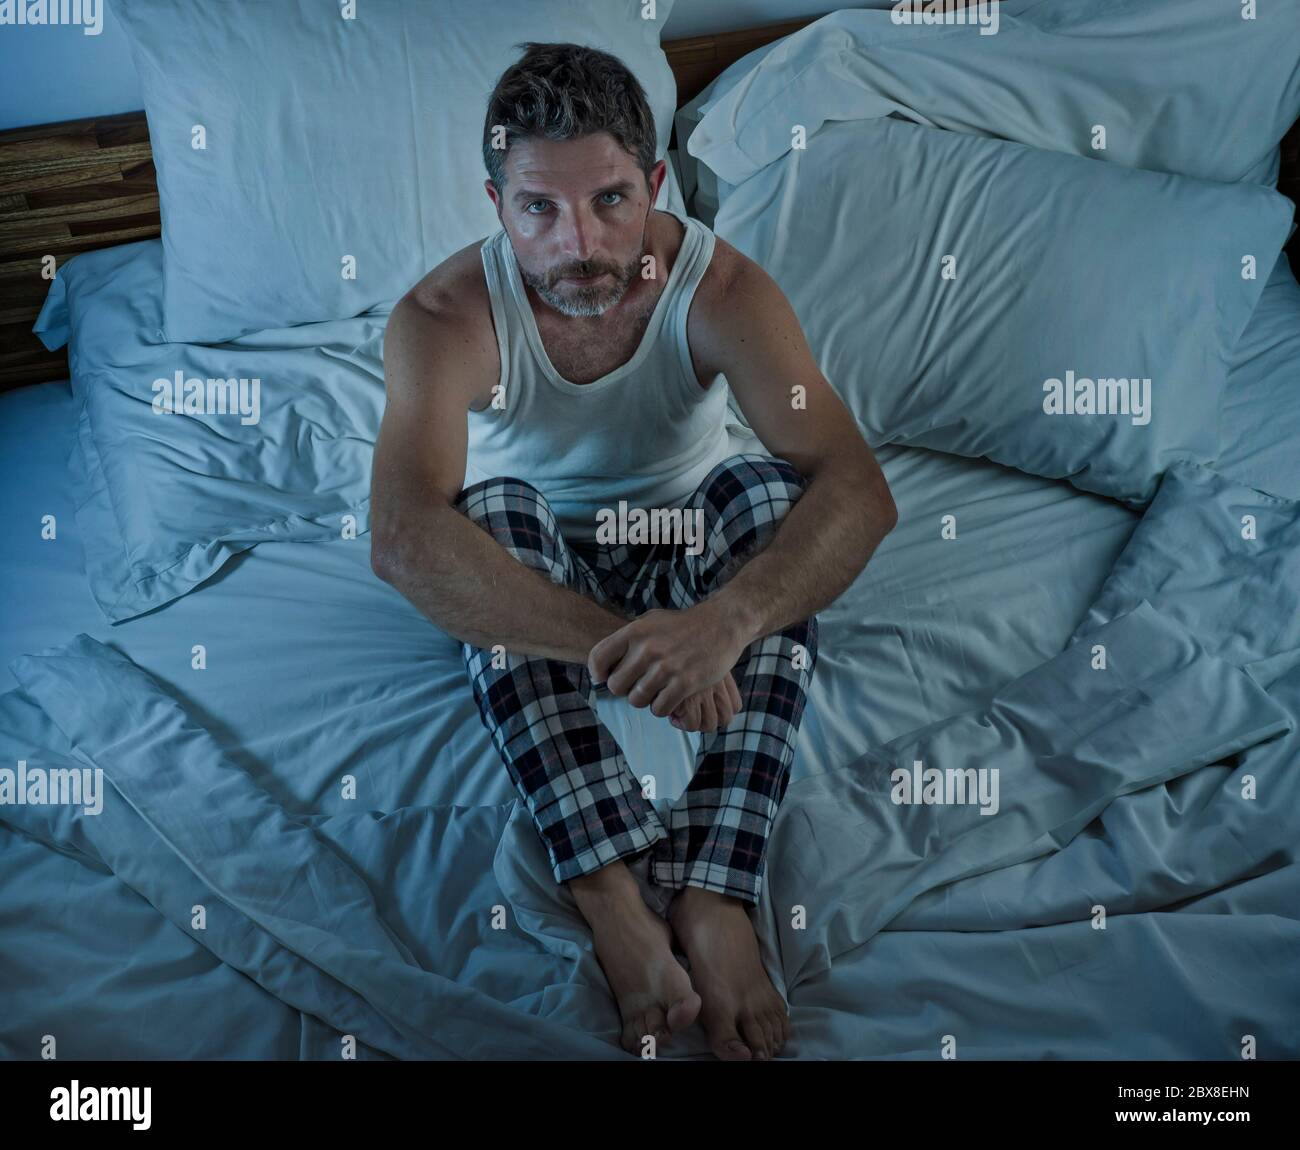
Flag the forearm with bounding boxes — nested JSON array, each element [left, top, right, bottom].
[[706, 459, 896, 646], [377, 504, 630, 663]]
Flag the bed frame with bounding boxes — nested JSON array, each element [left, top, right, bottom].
[[1, 11, 1297, 394]]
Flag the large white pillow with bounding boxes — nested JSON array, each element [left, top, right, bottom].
[[687, 0, 1300, 191], [114, 0, 681, 342], [711, 115, 1294, 505]]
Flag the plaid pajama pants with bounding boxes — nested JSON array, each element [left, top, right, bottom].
[[453, 453, 818, 909]]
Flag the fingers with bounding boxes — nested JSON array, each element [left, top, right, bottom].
[[627, 666, 671, 710], [674, 689, 725, 733], [610, 648, 687, 715], [725, 673, 743, 715], [594, 614, 744, 725], [697, 689, 718, 732], [603, 645, 651, 698], [649, 678, 690, 718], [671, 676, 741, 734], [672, 697, 702, 732], [712, 683, 735, 729], [587, 627, 630, 686]]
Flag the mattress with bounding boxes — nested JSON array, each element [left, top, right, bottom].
[[5, 320, 1299, 1060], [15, 360, 1254, 1061]]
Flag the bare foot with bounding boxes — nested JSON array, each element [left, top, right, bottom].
[[570, 861, 702, 1055], [668, 885, 790, 1061]]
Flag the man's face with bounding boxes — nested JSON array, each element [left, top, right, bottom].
[[486, 132, 665, 319]]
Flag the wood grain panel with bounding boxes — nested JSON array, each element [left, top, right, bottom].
[[0, 25, 1297, 392], [664, 16, 814, 105], [0, 111, 160, 391]]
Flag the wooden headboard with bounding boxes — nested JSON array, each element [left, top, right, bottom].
[[1, 13, 1297, 393]]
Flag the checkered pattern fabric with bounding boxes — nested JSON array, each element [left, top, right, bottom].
[[454, 453, 818, 909]]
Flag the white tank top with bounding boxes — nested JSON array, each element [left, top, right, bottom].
[[465, 210, 735, 545]]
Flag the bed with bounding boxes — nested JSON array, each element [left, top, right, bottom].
[[2, 0, 1298, 1062]]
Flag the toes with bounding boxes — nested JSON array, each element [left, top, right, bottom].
[[620, 1019, 641, 1055], [739, 1013, 771, 1060], [709, 1017, 753, 1061], [644, 1005, 670, 1047], [620, 1024, 638, 1055], [667, 990, 702, 1033], [771, 1009, 791, 1052], [622, 1015, 654, 1057], [721, 1036, 753, 1061], [623, 1001, 689, 1056]]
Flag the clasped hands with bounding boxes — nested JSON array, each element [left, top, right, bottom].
[[588, 601, 748, 734]]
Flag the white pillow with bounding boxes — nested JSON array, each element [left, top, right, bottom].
[[687, 0, 1300, 190], [114, 0, 682, 342], [709, 115, 1294, 505]]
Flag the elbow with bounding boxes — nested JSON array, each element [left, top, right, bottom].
[[881, 485, 899, 535], [858, 455, 898, 537], [370, 545, 396, 586], [840, 439, 897, 537], [370, 533, 405, 586], [370, 504, 456, 587]]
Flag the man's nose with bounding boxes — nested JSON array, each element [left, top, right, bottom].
[[562, 213, 601, 265]]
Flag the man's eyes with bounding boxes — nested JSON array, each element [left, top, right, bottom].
[[525, 192, 623, 214]]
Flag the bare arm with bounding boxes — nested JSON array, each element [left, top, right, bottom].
[[369, 288, 629, 664], [697, 253, 898, 647]]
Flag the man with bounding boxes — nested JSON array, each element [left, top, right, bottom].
[[371, 41, 897, 1061]]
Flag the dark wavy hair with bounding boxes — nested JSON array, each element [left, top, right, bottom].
[[482, 41, 658, 199]]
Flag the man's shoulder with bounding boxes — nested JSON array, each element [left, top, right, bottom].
[[403, 235, 495, 321], [693, 226, 765, 318], [386, 236, 499, 409], [686, 224, 776, 368]]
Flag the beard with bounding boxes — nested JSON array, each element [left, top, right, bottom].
[[519, 220, 650, 319]]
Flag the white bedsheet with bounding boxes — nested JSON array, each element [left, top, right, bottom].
[[1, 378, 1138, 813]]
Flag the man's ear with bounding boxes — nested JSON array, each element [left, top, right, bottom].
[[646, 159, 667, 205]]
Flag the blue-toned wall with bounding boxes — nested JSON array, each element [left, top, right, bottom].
[[0, 4, 142, 130]]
